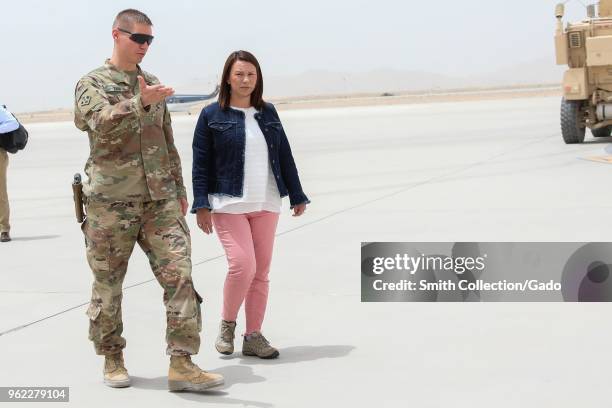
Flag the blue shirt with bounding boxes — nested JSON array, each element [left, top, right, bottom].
[[0, 105, 19, 134]]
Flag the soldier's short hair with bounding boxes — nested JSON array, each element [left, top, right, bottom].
[[113, 9, 153, 29]]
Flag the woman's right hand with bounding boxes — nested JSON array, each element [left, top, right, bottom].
[[196, 208, 213, 234]]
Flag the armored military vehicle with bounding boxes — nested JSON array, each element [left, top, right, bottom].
[[556, 0, 612, 143]]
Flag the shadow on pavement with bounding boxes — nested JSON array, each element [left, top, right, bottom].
[[10, 234, 61, 242], [131, 364, 272, 406], [222, 344, 356, 365], [583, 137, 612, 144], [131, 363, 267, 392], [129, 346, 354, 404]]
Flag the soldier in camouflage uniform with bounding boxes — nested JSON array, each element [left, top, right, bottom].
[[74, 9, 223, 391]]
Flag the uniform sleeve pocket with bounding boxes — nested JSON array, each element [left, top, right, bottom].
[[176, 216, 192, 257], [177, 216, 190, 235], [86, 302, 102, 321]]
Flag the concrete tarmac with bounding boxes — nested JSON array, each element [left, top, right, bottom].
[[1, 95, 611, 407]]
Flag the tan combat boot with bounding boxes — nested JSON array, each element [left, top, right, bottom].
[[168, 355, 224, 392], [103, 352, 131, 388], [215, 320, 236, 355]]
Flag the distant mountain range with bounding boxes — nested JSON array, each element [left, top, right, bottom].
[[9, 57, 566, 114], [174, 57, 565, 99]]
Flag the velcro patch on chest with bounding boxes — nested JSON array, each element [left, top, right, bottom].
[[103, 84, 128, 93]]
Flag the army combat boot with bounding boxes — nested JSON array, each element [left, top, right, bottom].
[[242, 331, 279, 359], [215, 320, 236, 355], [168, 355, 224, 391], [103, 352, 131, 388]]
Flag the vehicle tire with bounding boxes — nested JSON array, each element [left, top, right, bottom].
[[561, 98, 586, 144], [591, 126, 612, 138]]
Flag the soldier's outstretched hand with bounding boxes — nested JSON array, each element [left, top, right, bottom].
[[138, 75, 174, 108]]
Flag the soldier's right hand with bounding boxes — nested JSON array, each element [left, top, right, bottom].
[[138, 75, 175, 108], [196, 208, 213, 235]]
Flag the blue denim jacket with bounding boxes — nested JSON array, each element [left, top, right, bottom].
[[191, 101, 311, 213]]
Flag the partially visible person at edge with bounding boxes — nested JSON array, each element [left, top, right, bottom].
[[73, 8, 223, 391], [0, 105, 19, 243], [191, 50, 310, 359]]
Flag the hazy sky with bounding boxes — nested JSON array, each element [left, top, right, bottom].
[[0, 0, 591, 112]]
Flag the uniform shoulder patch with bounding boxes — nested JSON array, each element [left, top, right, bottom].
[[79, 94, 92, 107], [75, 80, 102, 112]]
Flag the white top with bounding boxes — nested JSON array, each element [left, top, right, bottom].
[[210, 106, 282, 214], [0, 105, 19, 134]]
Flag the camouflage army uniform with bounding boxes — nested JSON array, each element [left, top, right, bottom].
[[74, 60, 202, 356]]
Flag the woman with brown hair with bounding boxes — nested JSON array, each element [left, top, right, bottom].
[[191, 50, 310, 359]]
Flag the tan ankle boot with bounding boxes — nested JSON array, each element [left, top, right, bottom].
[[168, 355, 224, 391], [103, 352, 130, 388], [215, 320, 236, 355], [242, 331, 279, 359]]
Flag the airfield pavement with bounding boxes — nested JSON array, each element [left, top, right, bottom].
[[1, 94, 611, 407]]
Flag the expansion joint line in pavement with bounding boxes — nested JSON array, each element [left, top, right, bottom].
[[0, 132, 557, 338]]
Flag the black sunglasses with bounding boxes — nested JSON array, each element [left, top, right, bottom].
[[117, 28, 154, 45]]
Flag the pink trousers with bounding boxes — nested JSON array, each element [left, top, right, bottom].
[[212, 210, 280, 334]]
